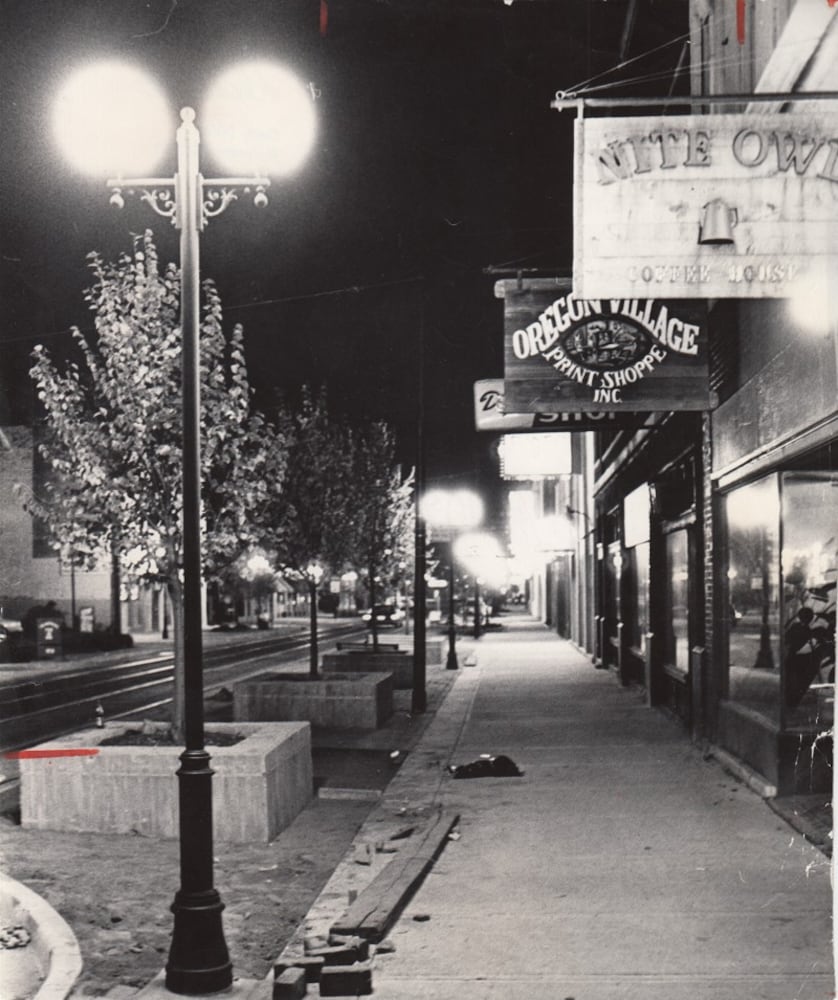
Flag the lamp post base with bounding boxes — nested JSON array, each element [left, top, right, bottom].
[[446, 639, 458, 671], [166, 889, 232, 995]]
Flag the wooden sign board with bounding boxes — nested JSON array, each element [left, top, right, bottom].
[[499, 279, 711, 413], [574, 112, 838, 299], [473, 379, 647, 432]]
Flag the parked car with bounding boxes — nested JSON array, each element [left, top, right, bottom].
[[0, 614, 23, 660], [0, 615, 23, 635], [361, 605, 404, 628]]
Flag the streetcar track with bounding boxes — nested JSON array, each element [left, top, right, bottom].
[[0, 623, 364, 755]]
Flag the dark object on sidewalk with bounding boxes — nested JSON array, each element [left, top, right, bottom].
[[447, 754, 524, 779], [210, 686, 234, 702]]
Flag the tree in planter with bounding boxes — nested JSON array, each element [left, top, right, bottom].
[[258, 388, 354, 677], [27, 231, 270, 737], [347, 422, 414, 652]]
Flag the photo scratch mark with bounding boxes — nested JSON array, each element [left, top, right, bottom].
[[737, 0, 746, 45], [4, 748, 100, 759], [132, 0, 178, 39]]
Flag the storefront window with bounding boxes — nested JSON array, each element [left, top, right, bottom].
[[781, 473, 836, 730], [663, 530, 689, 672], [623, 485, 650, 655], [623, 542, 650, 654], [725, 476, 781, 722]]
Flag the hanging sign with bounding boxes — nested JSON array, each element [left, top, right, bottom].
[[473, 379, 642, 431], [499, 279, 711, 412], [499, 433, 572, 478], [573, 112, 838, 299]]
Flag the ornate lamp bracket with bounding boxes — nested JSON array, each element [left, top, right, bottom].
[[107, 176, 270, 230]]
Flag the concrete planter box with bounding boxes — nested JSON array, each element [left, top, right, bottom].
[[322, 650, 414, 689], [233, 671, 394, 730], [20, 721, 312, 843], [392, 638, 444, 666]]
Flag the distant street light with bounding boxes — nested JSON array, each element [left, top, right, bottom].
[[421, 489, 483, 670], [306, 561, 324, 676], [54, 58, 315, 995], [453, 531, 506, 640]]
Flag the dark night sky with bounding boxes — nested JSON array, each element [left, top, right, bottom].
[[0, 0, 687, 523]]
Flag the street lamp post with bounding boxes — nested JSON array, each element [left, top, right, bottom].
[[453, 531, 507, 645], [421, 489, 484, 673], [307, 562, 324, 678], [446, 557, 458, 670], [54, 60, 315, 995]]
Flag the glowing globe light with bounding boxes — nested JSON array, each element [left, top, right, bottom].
[[453, 532, 507, 587], [53, 62, 171, 176], [788, 269, 835, 336], [202, 61, 316, 176], [421, 489, 484, 529]]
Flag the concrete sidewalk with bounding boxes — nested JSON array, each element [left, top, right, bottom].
[[283, 614, 833, 1000]]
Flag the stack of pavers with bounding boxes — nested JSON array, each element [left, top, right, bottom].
[[273, 932, 373, 998], [272, 806, 460, 997]]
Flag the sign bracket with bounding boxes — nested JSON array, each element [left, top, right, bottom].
[[552, 91, 838, 113]]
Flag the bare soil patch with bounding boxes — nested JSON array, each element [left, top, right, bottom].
[[0, 796, 372, 997]]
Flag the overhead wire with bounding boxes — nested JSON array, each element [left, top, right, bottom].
[[563, 30, 691, 97], [3, 274, 427, 347], [562, 45, 755, 99]]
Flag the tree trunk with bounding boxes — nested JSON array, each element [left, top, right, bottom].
[[169, 579, 186, 742], [110, 536, 121, 636], [309, 579, 319, 678], [369, 564, 379, 652]]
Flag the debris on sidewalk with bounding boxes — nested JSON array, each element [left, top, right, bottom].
[[447, 753, 524, 779], [0, 925, 31, 949], [353, 843, 375, 865]]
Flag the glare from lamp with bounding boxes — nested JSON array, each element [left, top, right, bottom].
[[788, 271, 835, 336], [306, 562, 324, 583], [53, 61, 171, 176], [421, 489, 484, 529], [202, 61, 316, 176]]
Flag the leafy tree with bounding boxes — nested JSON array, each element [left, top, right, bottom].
[[347, 422, 414, 651], [258, 388, 354, 677], [26, 231, 269, 737]]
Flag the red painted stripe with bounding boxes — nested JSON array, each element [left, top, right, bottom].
[[737, 0, 746, 44], [4, 748, 100, 760]]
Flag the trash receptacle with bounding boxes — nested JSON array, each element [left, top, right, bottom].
[[36, 617, 63, 659]]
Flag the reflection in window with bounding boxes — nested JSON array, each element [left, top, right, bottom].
[[781, 474, 836, 729], [663, 530, 689, 672], [623, 543, 649, 654], [725, 476, 781, 722]]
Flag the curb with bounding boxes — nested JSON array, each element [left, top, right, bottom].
[[272, 659, 480, 971], [0, 871, 83, 1000]]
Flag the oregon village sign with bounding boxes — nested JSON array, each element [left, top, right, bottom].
[[573, 113, 838, 299], [499, 279, 711, 413]]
